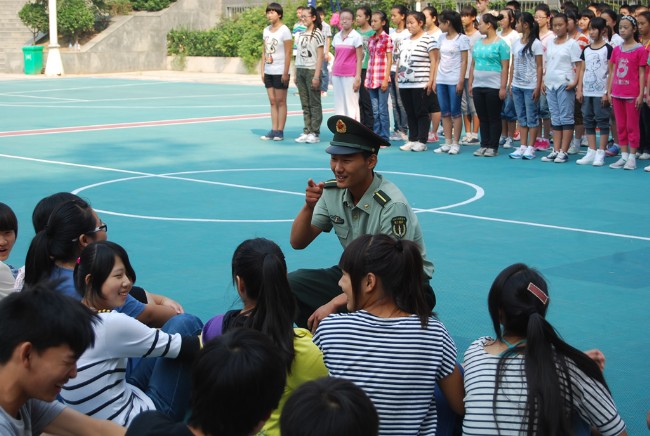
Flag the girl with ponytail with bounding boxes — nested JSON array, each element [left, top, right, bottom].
[[314, 233, 463, 435], [202, 238, 327, 436], [462, 263, 627, 435]]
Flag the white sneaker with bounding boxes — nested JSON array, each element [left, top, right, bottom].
[[645, 164, 650, 172], [295, 133, 309, 143], [523, 146, 536, 160], [306, 133, 320, 144], [498, 135, 507, 146], [389, 131, 403, 141], [503, 137, 513, 149], [448, 144, 461, 155], [593, 150, 606, 166], [460, 135, 472, 144], [609, 157, 627, 169], [434, 144, 451, 153], [624, 156, 636, 170], [577, 148, 596, 165], [638, 152, 650, 160], [411, 141, 428, 152], [400, 142, 414, 151], [437, 127, 445, 136], [580, 136, 589, 147], [509, 145, 526, 159], [567, 139, 580, 155]]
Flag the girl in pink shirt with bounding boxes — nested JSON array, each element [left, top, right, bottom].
[[607, 15, 648, 170], [331, 8, 363, 120]]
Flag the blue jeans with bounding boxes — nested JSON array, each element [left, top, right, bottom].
[[501, 91, 517, 121], [369, 87, 390, 141], [321, 60, 329, 93], [126, 314, 203, 421], [546, 85, 575, 128], [437, 83, 462, 118], [389, 71, 408, 133], [512, 87, 539, 128]]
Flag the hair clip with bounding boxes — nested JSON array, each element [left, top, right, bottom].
[[76, 257, 81, 265], [527, 282, 548, 305]]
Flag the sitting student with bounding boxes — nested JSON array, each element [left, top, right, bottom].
[[23, 195, 181, 327], [126, 328, 287, 436], [0, 202, 18, 299], [462, 263, 627, 435], [202, 238, 328, 435], [0, 283, 125, 435], [280, 377, 379, 436], [313, 234, 464, 435], [60, 241, 203, 426]]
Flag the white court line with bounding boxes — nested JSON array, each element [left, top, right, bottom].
[[0, 81, 170, 95], [0, 93, 88, 102], [1, 152, 649, 241]]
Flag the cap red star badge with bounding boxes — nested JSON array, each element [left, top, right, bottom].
[[336, 119, 347, 133]]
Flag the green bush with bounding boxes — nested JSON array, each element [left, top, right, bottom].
[[18, 2, 49, 45], [106, 0, 132, 15], [131, 0, 174, 12], [58, 0, 95, 43]]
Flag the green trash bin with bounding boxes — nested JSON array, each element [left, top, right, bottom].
[[23, 46, 44, 75]]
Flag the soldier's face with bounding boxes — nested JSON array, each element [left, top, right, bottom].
[[330, 153, 376, 189]]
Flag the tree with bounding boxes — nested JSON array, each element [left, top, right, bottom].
[[18, 1, 49, 45], [57, 0, 95, 44]]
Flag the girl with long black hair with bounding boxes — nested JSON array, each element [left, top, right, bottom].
[[462, 263, 627, 435]]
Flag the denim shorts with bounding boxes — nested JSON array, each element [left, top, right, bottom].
[[546, 85, 575, 128], [437, 83, 462, 118], [461, 78, 476, 116], [512, 87, 539, 128], [501, 91, 517, 121]]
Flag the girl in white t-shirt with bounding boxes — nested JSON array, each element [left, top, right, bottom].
[[260, 3, 293, 141], [423, 6, 442, 143], [540, 13, 583, 163], [331, 8, 363, 120], [396, 11, 438, 152], [388, 5, 410, 141], [498, 8, 520, 149], [434, 10, 470, 155], [508, 12, 543, 160], [576, 17, 613, 166]]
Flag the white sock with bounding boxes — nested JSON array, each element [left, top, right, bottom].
[[622, 152, 629, 160]]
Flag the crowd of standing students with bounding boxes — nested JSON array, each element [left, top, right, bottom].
[[259, 1, 650, 172]]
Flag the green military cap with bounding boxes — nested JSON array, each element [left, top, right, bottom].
[[325, 115, 391, 155]]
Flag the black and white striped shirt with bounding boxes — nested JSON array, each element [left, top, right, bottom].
[[462, 337, 626, 435], [313, 310, 457, 435], [61, 312, 183, 426]]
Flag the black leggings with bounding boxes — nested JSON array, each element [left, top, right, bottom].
[[473, 87, 503, 150]]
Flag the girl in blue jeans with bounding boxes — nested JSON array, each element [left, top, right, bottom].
[[434, 10, 469, 155], [509, 12, 543, 159], [63, 241, 203, 426]]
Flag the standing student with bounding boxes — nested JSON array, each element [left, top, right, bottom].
[[423, 6, 442, 143], [389, 5, 410, 141], [607, 15, 647, 170], [534, 4, 555, 150], [397, 11, 438, 152], [509, 12, 543, 160], [292, 6, 307, 62], [313, 234, 464, 435], [434, 10, 470, 155], [540, 13, 583, 163], [637, 11, 650, 167], [63, 241, 203, 426], [469, 13, 510, 157], [576, 17, 612, 166], [201, 238, 328, 436], [462, 263, 627, 435], [260, 3, 292, 141], [567, 11, 590, 154], [498, 8, 521, 149], [365, 11, 393, 142], [331, 8, 363, 120], [294, 6, 324, 144], [356, 6, 375, 129], [460, 6, 481, 145], [317, 7, 332, 97], [602, 9, 625, 47]]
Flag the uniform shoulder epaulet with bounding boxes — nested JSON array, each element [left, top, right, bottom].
[[323, 179, 338, 189], [373, 190, 391, 207]]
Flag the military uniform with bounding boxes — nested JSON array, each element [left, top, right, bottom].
[[289, 115, 436, 328]]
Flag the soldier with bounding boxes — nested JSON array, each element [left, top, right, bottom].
[[289, 115, 435, 329]]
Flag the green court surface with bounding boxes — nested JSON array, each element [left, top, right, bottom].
[[1, 76, 648, 433]]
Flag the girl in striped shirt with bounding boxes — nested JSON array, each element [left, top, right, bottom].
[[462, 263, 626, 435], [314, 234, 464, 435]]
